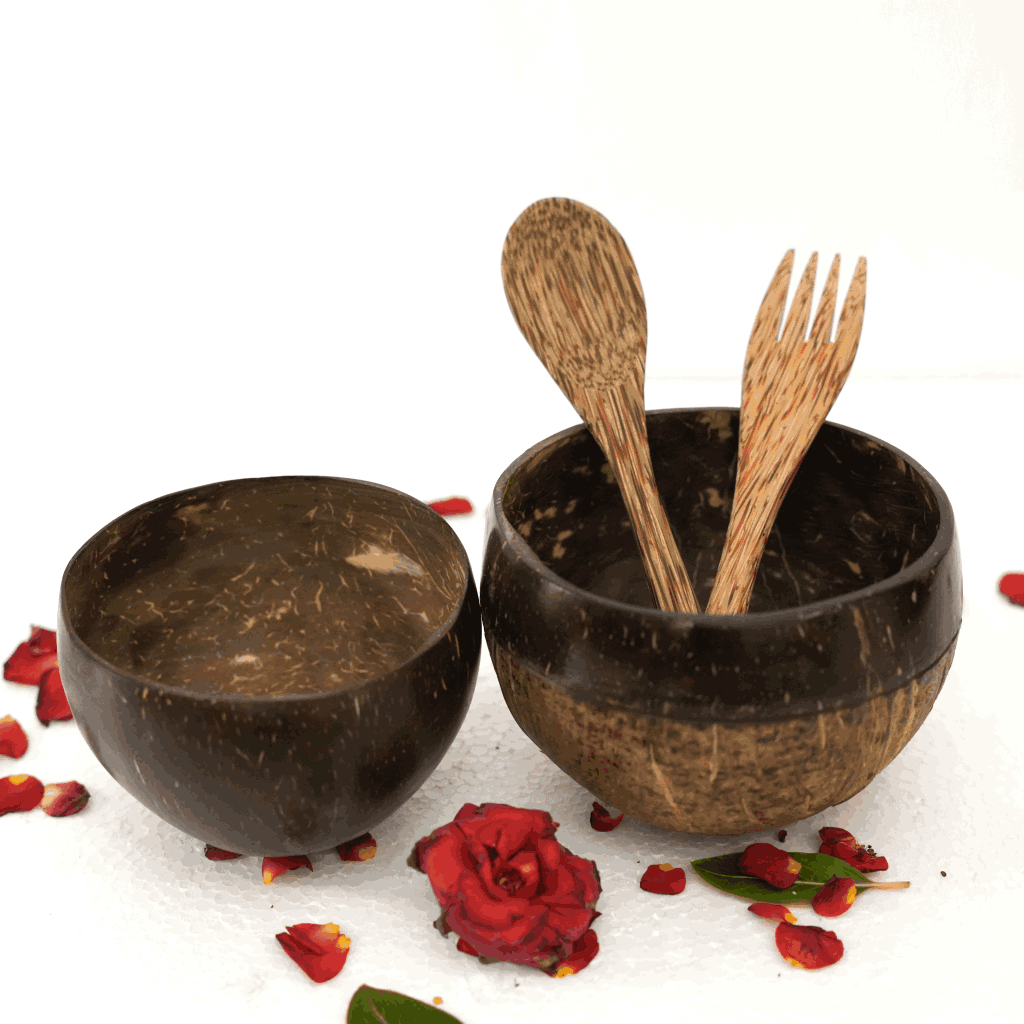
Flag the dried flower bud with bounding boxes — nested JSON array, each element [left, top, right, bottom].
[[40, 781, 89, 816]]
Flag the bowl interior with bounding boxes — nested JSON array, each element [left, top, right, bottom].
[[504, 409, 941, 612], [64, 476, 467, 697]]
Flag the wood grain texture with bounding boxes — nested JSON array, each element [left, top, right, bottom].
[[502, 197, 700, 614], [706, 251, 866, 615]]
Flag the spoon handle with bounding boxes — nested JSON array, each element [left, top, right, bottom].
[[577, 381, 701, 615]]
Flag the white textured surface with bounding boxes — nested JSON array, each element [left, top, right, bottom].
[[3, 382, 1024, 1023], [2, 1, 1022, 1018]]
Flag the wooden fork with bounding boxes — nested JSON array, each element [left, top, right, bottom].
[[704, 250, 867, 615]]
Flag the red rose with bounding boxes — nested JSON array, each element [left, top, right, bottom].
[[412, 802, 602, 976]]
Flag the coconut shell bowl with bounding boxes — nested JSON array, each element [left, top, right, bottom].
[[57, 476, 481, 856], [481, 408, 961, 836]]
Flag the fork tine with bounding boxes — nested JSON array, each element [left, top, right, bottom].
[[750, 249, 794, 352], [780, 252, 817, 349], [833, 257, 866, 372], [808, 254, 841, 348]]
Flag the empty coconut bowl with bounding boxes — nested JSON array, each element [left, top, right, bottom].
[[58, 476, 481, 856], [481, 408, 961, 836]]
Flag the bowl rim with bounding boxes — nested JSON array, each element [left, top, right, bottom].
[[489, 406, 957, 627], [59, 473, 476, 704]]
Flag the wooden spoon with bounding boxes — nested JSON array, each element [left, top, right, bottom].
[[501, 197, 701, 614], [705, 250, 866, 614]]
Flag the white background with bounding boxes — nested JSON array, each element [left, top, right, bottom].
[[1, 3, 1022, 1022]]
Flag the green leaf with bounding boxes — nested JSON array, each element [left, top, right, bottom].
[[347, 984, 467, 1024], [690, 851, 871, 904]]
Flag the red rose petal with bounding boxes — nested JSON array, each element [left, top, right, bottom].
[[999, 573, 1024, 606], [589, 802, 624, 832], [455, 936, 480, 956], [818, 826, 888, 872], [545, 928, 600, 977], [748, 902, 798, 924], [4, 627, 58, 686], [36, 668, 72, 725], [337, 832, 377, 861], [0, 773, 45, 815], [848, 851, 889, 872], [777, 829, 787, 843], [262, 855, 313, 884], [739, 843, 802, 888], [811, 875, 858, 918], [428, 497, 473, 517], [275, 922, 350, 983], [0, 715, 29, 758], [640, 862, 687, 895], [774, 922, 844, 969], [204, 845, 242, 861], [40, 781, 90, 817]]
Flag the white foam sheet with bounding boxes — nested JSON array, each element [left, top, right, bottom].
[[3, 380, 1023, 1023]]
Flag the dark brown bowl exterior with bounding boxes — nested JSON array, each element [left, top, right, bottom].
[[58, 476, 481, 856], [482, 408, 961, 835]]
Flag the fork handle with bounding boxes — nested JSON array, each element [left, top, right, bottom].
[[578, 381, 701, 615], [705, 427, 813, 615]]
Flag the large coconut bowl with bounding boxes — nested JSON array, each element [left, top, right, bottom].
[[481, 408, 961, 836], [58, 475, 481, 856]]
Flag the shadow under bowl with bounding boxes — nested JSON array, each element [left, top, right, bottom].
[[58, 475, 481, 856], [482, 408, 961, 835]]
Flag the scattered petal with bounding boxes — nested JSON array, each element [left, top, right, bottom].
[[589, 802, 624, 832], [0, 773, 45, 815], [275, 922, 350, 983], [428, 497, 473, 517], [337, 832, 377, 861], [40, 781, 89, 816], [262, 855, 313, 884], [818, 827, 888, 872], [36, 668, 72, 725], [739, 843, 802, 889], [640, 862, 687, 895], [777, 829, 787, 843], [774, 922, 844, 969], [204, 845, 242, 860], [0, 715, 29, 758], [4, 627, 58, 686], [542, 928, 600, 977], [999, 573, 1024, 606], [812, 875, 858, 918], [748, 902, 798, 924]]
